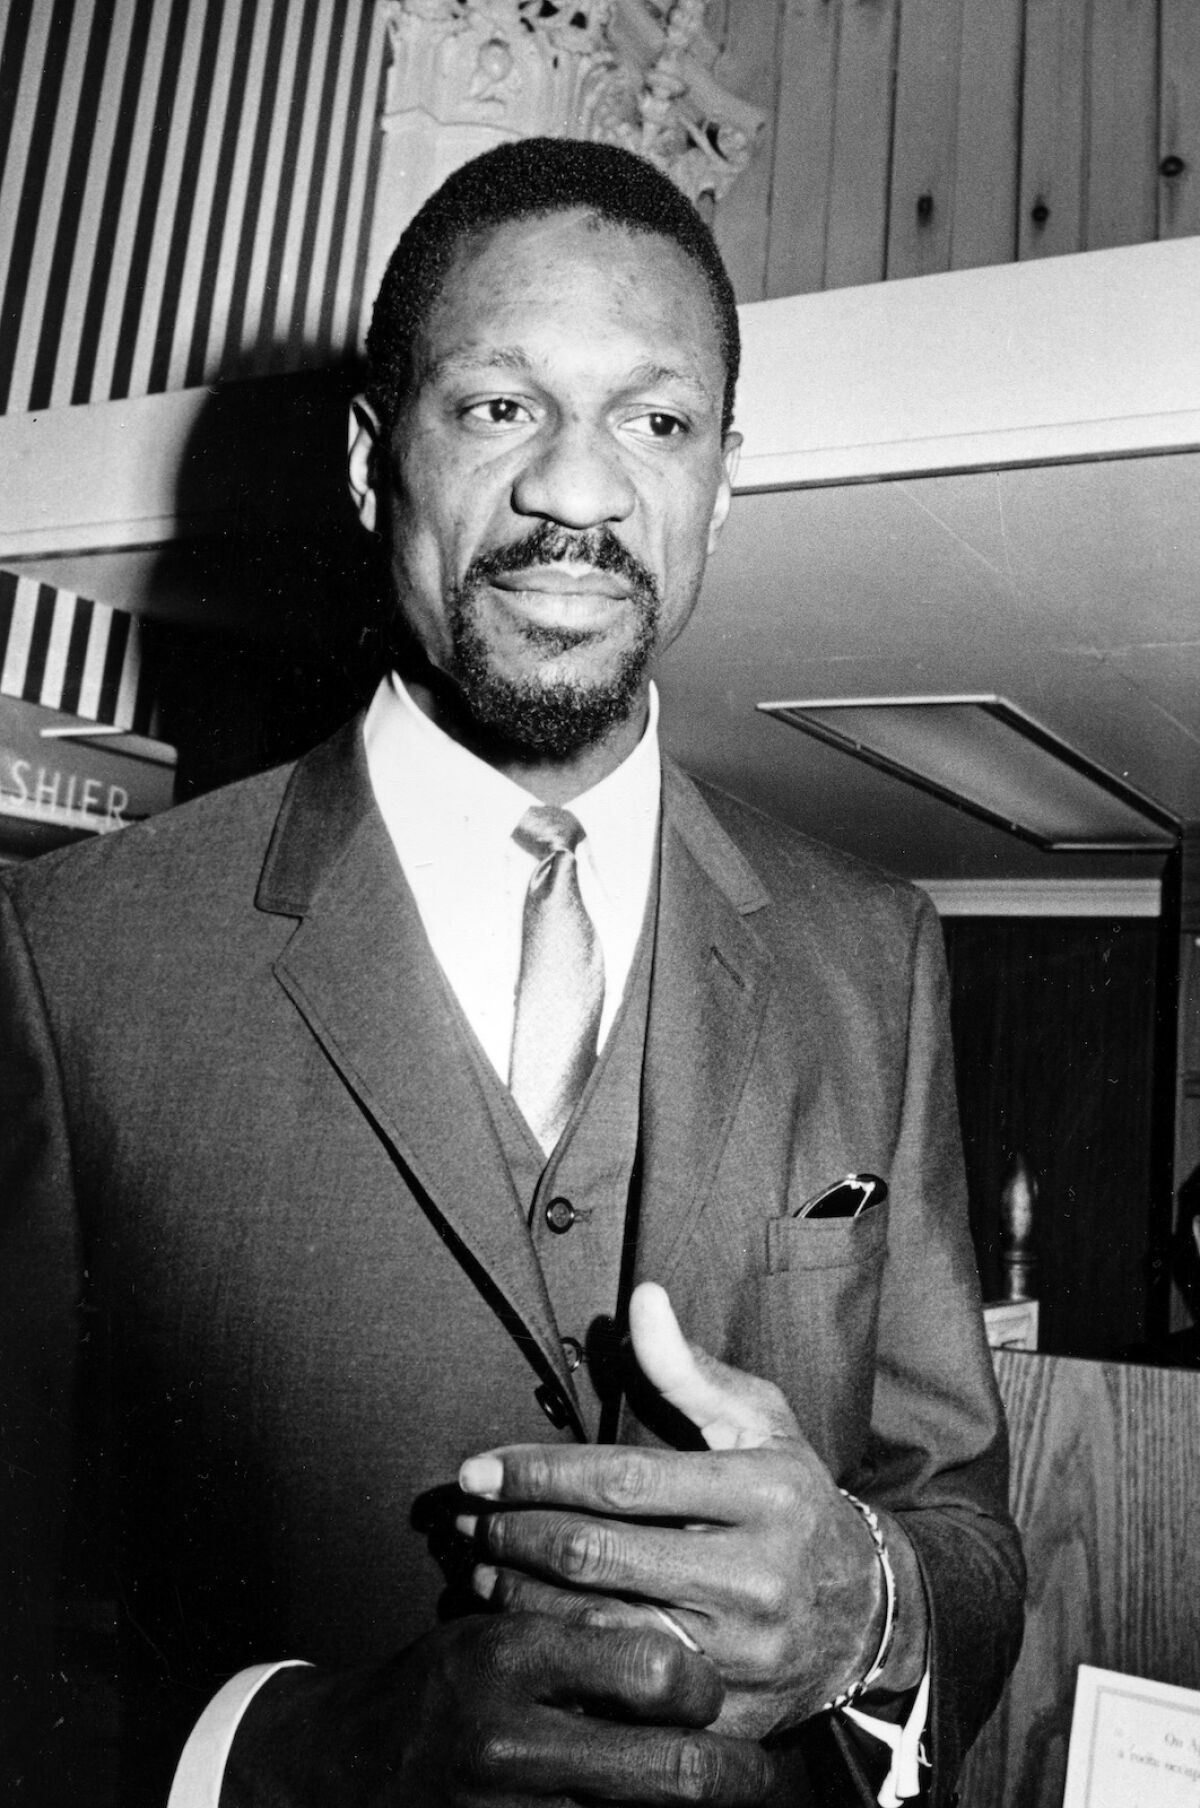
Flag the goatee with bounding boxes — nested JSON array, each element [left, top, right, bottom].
[[445, 524, 660, 760]]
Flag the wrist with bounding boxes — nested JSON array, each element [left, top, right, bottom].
[[822, 1497, 928, 1713], [857, 1508, 929, 1705]]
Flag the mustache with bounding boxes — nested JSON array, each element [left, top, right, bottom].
[[463, 523, 658, 600]]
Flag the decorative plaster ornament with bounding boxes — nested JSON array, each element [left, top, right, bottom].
[[364, 0, 765, 328]]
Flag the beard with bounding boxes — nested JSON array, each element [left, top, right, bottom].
[[444, 523, 661, 760]]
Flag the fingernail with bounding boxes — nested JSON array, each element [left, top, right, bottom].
[[473, 1563, 498, 1600], [455, 1512, 478, 1538], [459, 1454, 504, 1498]]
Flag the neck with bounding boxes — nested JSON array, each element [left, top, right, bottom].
[[400, 669, 650, 805]]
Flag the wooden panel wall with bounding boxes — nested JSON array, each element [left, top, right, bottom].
[[1174, 830, 1200, 1332], [959, 1351, 1200, 1808], [0, 0, 387, 415], [711, 0, 1200, 302], [943, 918, 1161, 1360], [3, 0, 1199, 396]]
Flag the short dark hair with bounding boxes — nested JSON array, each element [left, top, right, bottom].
[[366, 136, 740, 436]]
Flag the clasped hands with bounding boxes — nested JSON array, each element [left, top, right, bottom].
[[454, 1282, 887, 1774], [233, 1285, 892, 1806]]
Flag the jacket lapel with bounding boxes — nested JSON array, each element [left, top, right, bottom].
[[256, 721, 580, 1423], [634, 761, 775, 1288]]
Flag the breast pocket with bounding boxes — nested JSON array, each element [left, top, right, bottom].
[[763, 1201, 889, 1477]]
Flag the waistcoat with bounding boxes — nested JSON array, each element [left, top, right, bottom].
[[462, 875, 658, 1439]]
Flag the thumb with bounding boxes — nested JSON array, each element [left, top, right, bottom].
[[628, 1281, 801, 1449]]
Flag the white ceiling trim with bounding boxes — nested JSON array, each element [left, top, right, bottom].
[[734, 236, 1200, 492]]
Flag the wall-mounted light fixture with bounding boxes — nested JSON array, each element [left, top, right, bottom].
[[758, 695, 1180, 852]]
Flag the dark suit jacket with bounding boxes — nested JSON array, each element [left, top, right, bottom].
[[0, 716, 1023, 1805]]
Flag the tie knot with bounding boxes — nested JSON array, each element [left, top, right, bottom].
[[514, 804, 585, 862]]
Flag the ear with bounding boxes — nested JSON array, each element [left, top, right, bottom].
[[707, 430, 742, 554], [347, 395, 384, 534]]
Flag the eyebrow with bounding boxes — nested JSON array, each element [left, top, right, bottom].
[[422, 345, 530, 385], [624, 360, 717, 405], [421, 345, 718, 406]]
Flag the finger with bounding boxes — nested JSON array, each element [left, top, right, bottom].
[[629, 1282, 801, 1449], [479, 1565, 706, 1652], [477, 1506, 733, 1611], [487, 1615, 720, 1726], [460, 1439, 790, 1523], [500, 1714, 778, 1806]]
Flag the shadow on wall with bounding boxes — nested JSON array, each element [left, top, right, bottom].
[[144, 364, 391, 801]]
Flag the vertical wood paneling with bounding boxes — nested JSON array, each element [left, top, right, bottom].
[[764, 0, 840, 298], [124, 0, 211, 399], [886, 0, 965, 280], [0, 1, 36, 187], [88, 0, 173, 401], [944, 917, 1159, 1359], [3, 0, 1200, 401], [1086, 0, 1158, 249], [329, 0, 387, 354], [823, 0, 901, 290], [0, 572, 36, 695], [272, 0, 337, 369], [240, 0, 311, 362], [0, 0, 66, 411], [162, 0, 243, 392], [109, 0, 195, 400], [146, 0, 233, 394], [949, 0, 1023, 268], [217, 0, 290, 372], [1018, 0, 1089, 261], [22, 0, 111, 411], [960, 1353, 1200, 1808], [1159, 0, 1200, 237], [0, 572, 152, 729], [0, 0, 387, 412], [710, 0, 784, 303], [182, 0, 264, 387], [295, 0, 362, 354], [47, 3, 136, 406], [70, 0, 157, 405], [41, 585, 77, 705]]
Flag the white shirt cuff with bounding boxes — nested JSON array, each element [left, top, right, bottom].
[[843, 1667, 931, 1807], [166, 1660, 312, 1807]]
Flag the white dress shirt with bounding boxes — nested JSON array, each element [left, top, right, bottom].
[[168, 671, 925, 1805], [362, 669, 661, 1083]]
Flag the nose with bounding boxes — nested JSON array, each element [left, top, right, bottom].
[[510, 419, 636, 529]]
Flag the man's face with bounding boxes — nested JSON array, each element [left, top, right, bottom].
[[353, 209, 739, 759]]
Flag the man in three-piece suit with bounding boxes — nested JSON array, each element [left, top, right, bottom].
[[0, 139, 1023, 1806]]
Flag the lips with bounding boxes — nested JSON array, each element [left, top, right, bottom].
[[489, 565, 634, 599]]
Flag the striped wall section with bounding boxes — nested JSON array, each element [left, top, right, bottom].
[[0, 0, 388, 416], [0, 567, 157, 731]]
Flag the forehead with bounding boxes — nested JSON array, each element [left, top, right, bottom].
[[415, 209, 725, 397]]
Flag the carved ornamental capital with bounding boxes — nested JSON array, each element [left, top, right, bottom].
[[378, 0, 765, 205]]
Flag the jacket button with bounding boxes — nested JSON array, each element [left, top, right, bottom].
[[544, 1196, 576, 1233], [561, 1336, 583, 1371], [535, 1382, 571, 1428]]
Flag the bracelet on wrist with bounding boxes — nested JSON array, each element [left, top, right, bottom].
[[821, 1490, 897, 1712]]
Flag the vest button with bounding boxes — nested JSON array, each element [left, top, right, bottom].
[[544, 1196, 576, 1233], [534, 1382, 571, 1428], [560, 1336, 583, 1371]]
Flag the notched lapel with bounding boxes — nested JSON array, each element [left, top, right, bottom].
[[258, 725, 581, 1427], [635, 767, 774, 1288]]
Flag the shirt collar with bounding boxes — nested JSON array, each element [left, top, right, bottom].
[[363, 671, 661, 882]]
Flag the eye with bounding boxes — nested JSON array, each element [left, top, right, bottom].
[[628, 410, 688, 440], [463, 397, 532, 427]]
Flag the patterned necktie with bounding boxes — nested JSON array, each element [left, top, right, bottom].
[[509, 804, 605, 1152]]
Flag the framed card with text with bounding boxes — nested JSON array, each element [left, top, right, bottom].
[[1062, 1664, 1200, 1808]]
